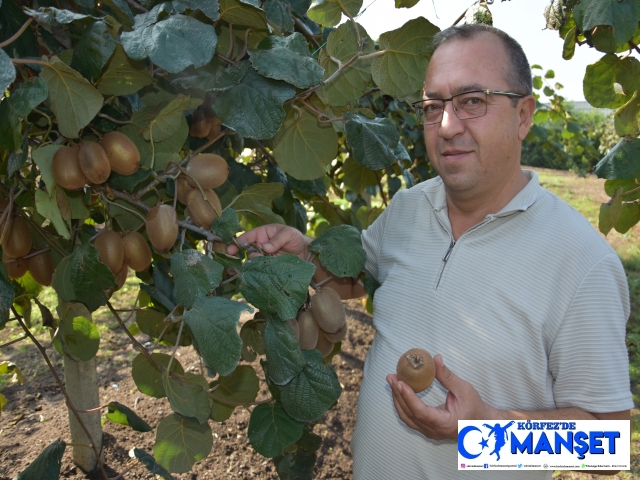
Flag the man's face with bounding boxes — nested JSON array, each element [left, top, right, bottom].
[[423, 33, 532, 197]]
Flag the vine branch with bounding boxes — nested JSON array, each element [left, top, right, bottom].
[[0, 18, 33, 49]]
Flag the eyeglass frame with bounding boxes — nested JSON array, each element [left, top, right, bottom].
[[411, 89, 526, 125]]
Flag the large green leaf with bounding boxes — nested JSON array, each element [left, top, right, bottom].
[[211, 207, 242, 243], [583, 53, 634, 108], [58, 315, 100, 361], [154, 414, 213, 473], [120, 120, 187, 172], [0, 101, 21, 151], [209, 364, 260, 421], [40, 57, 104, 138], [307, 0, 362, 27], [219, 0, 269, 28], [248, 403, 304, 458], [132, 352, 185, 398], [144, 95, 199, 142], [573, 0, 638, 44], [171, 61, 250, 92], [71, 21, 116, 80], [31, 145, 62, 195], [35, 190, 70, 239], [273, 109, 338, 180], [274, 451, 316, 480], [96, 43, 152, 95], [310, 224, 365, 277], [51, 244, 116, 312], [131, 448, 176, 480], [0, 49, 15, 93], [249, 34, 324, 89], [371, 17, 438, 98], [106, 401, 152, 432], [15, 439, 66, 480], [344, 112, 399, 170], [213, 67, 296, 139], [172, 0, 221, 21], [162, 372, 211, 424], [279, 349, 341, 422], [183, 296, 250, 376], [229, 182, 285, 210], [7, 77, 48, 118], [170, 250, 223, 308], [239, 254, 315, 319], [263, 318, 307, 385], [594, 138, 640, 180], [395, 0, 420, 7], [24, 7, 92, 25], [614, 91, 640, 136], [341, 155, 377, 193], [614, 202, 640, 233], [264, 0, 295, 33], [240, 318, 266, 361]]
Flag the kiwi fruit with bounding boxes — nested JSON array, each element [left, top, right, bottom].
[[297, 310, 319, 350], [52, 146, 87, 190], [186, 189, 222, 230], [113, 262, 128, 291], [100, 131, 140, 176], [323, 321, 347, 343], [287, 318, 300, 341], [3, 251, 27, 279], [2, 216, 32, 259], [121, 231, 152, 272], [189, 106, 211, 138], [176, 177, 195, 205], [94, 229, 125, 275], [315, 331, 334, 357], [396, 348, 436, 393], [78, 141, 111, 184], [146, 204, 179, 252], [212, 241, 228, 254], [27, 250, 55, 286], [310, 288, 346, 334], [186, 154, 229, 190]]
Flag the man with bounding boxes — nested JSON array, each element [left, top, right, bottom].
[[229, 25, 633, 479]]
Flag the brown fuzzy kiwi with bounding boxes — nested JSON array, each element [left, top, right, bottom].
[[287, 318, 300, 341], [3, 251, 27, 279], [322, 321, 347, 343], [315, 332, 334, 357], [100, 131, 140, 176], [52, 146, 87, 189], [186, 189, 222, 230], [396, 348, 436, 393], [94, 230, 125, 275], [189, 106, 211, 138], [212, 241, 228, 254], [186, 154, 229, 190], [206, 116, 223, 141], [309, 288, 346, 334], [297, 311, 319, 350], [2, 216, 32, 258], [113, 262, 128, 291], [121, 231, 152, 272], [27, 250, 55, 286], [78, 141, 111, 184], [146, 204, 179, 252], [176, 177, 195, 205]]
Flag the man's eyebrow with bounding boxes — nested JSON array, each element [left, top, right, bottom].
[[422, 84, 487, 99]]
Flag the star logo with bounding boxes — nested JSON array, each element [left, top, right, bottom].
[[479, 437, 489, 449]]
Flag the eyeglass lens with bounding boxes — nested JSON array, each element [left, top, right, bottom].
[[416, 91, 488, 125]]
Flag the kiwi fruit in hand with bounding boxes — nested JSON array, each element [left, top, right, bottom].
[[396, 348, 436, 393]]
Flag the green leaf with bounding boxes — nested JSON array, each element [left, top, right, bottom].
[[131, 448, 176, 480], [263, 318, 307, 385], [51, 243, 116, 312], [171, 61, 250, 92], [317, 21, 375, 107], [614, 202, 640, 233], [8, 77, 48, 118], [170, 249, 223, 308], [310, 224, 365, 277], [296, 427, 323, 452], [345, 113, 399, 170], [616, 57, 640, 95], [108, 168, 152, 193], [24, 7, 92, 25], [144, 94, 200, 142], [239, 254, 315, 319], [279, 349, 341, 422], [35, 190, 70, 239], [0, 361, 24, 384], [71, 21, 116, 80], [273, 108, 338, 180], [584, 53, 632, 108], [394, 0, 419, 7], [219, 0, 269, 29], [0, 276, 15, 329], [7, 138, 28, 178], [341, 156, 377, 193], [59, 315, 100, 361], [32, 145, 63, 195], [132, 352, 185, 398], [101, 0, 135, 29], [230, 182, 285, 210], [605, 179, 640, 200], [249, 34, 324, 89], [172, 0, 221, 22], [209, 364, 260, 421], [533, 76, 543, 90], [213, 67, 296, 140], [96, 43, 152, 95], [594, 138, 640, 180], [248, 403, 304, 458], [119, 121, 187, 172], [15, 439, 66, 480], [371, 17, 439, 98], [154, 413, 213, 473], [0, 393, 6, 413], [240, 318, 266, 361], [574, 0, 638, 44], [106, 401, 152, 432], [0, 49, 16, 93], [615, 91, 640, 136], [40, 57, 104, 138], [264, 0, 295, 33], [211, 207, 242, 243], [563, 26, 577, 60], [162, 372, 211, 424], [307, 0, 361, 26], [274, 451, 316, 480], [0, 101, 22, 151], [183, 296, 251, 376]]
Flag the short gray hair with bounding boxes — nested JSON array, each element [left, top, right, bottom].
[[430, 24, 532, 104]]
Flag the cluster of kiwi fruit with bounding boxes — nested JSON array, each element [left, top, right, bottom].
[[396, 348, 436, 393], [52, 131, 140, 189], [94, 229, 152, 291], [289, 287, 347, 357], [189, 101, 223, 141]]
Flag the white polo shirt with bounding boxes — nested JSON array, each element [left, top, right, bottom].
[[351, 170, 633, 479]]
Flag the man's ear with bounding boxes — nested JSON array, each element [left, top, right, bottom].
[[517, 95, 536, 141]]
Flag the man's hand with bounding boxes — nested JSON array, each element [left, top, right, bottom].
[[226, 224, 311, 259], [386, 354, 493, 440]]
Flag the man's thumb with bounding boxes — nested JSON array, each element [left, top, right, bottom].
[[434, 354, 462, 392]]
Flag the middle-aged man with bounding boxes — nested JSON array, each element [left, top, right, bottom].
[[228, 24, 633, 479]]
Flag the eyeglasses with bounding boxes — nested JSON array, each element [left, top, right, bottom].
[[412, 89, 525, 125]]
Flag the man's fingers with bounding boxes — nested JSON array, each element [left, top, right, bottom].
[[263, 227, 306, 256], [434, 354, 463, 394]]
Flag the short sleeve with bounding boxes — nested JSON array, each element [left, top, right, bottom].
[[549, 253, 633, 412], [360, 199, 394, 282]]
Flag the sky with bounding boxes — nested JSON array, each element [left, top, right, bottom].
[[354, 0, 606, 101]]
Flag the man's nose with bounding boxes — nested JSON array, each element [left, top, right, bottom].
[[438, 101, 465, 139]]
